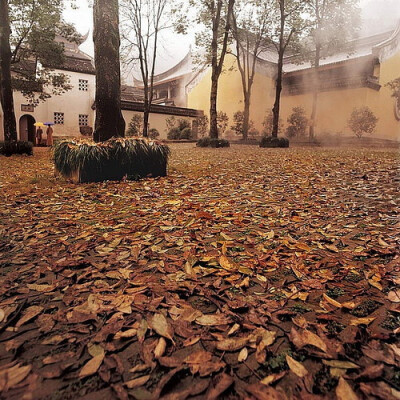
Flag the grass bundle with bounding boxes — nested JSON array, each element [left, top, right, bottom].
[[53, 137, 170, 183], [259, 136, 289, 148], [196, 137, 230, 148], [0, 141, 33, 157]]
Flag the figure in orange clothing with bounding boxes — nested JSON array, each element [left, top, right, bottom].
[[35, 127, 43, 146], [46, 126, 54, 146]]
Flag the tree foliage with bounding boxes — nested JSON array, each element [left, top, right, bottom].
[[348, 106, 378, 138], [126, 114, 143, 137], [302, 0, 360, 138], [120, 0, 171, 137], [186, 0, 235, 139], [386, 77, 400, 100], [286, 106, 308, 138], [8, 0, 80, 102], [231, 0, 272, 139]]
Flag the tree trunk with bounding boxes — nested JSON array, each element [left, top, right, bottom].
[[0, 0, 17, 142], [93, 0, 125, 142], [210, 71, 219, 139], [309, 44, 321, 140], [272, 50, 284, 138], [143, 99, 150, 138], [242, 93, 251, 140]]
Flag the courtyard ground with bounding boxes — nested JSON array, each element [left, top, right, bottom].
[[0, 144, 399, 400]]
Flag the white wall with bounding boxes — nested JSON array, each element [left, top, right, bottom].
[[0, 69, 95, 141]]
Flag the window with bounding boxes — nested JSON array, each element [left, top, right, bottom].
[[79, 114, 89, 126], [79, 79, 89, 91], [54, 112, 64, 125]]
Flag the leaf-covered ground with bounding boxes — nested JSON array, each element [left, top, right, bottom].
[[0, 144, 399, 400]]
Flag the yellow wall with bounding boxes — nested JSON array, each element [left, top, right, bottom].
[[188, 54, 276, 136], [188, 41, 400, 141]]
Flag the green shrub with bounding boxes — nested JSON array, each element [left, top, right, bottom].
[[286, 107, 308, 138], [196, 137, 230, 148], [195, 115, 209, 138], [262, 111, 284, 136], [0, 141, 33, 157], [126, 115, 143, 137], [259, 136, 289, 148], [217, 111, 229, 136], [53, 137, 170, 183], [348, 106, 378, 138], [167, 118, 193, 140], [148, 128, 160, 139]]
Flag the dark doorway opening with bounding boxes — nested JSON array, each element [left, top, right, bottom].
[[19, 114, 36, 143]]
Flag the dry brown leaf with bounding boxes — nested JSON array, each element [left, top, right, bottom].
[[323, 293, 342, 308], [115, 329, 137, 340], [154, 337, 167, 358], [349, 317, 376, 326], [219, 255, 237, 271], [387, 289, 400, 303], [0, 308, 5, 323], [238, 347, 248, 362], [0, 364, 31, 391], [286, 355, 308, 378], [195, 314, 231, 326], [323, 360, 359, 369], [216, 336, 249, 351], [290, 328, 328, 352], [125, 375, 150, 389], [15, 305, 44, 328], [150, 313, 174, 341], [79, 354, 104, 378], [336, 377, 359, 400]]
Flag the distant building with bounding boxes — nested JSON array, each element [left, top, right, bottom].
[[1, 23, 399, 142], [0, 35, 202, 142]]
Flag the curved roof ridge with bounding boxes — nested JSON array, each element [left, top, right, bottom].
[[153, 50, 192, 81]]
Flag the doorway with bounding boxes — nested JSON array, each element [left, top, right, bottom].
[[19, 114, 36, 143]]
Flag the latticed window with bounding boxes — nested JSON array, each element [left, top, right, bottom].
[[79, 79, 89, 91], [54, 112, 64, 125], [79, 114, 89, 126]]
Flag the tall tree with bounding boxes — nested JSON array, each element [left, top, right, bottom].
[[231, 0, 272, 139], [0, 0, 17, 141], [305, 0, 360, 139], [93, 0, 125, 142], [0, 0, 77, 142], [120, 0, 169, 138], [189, 0, 235, 139], [270, 0, 304, 138]]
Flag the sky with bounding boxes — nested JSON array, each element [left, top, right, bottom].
[[63, 0, 400, 81]]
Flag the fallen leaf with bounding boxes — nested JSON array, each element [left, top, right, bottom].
[[154, 337, 167, 358], [206, 373, 234, 400], [216, 336, 249, 351], [125, 375, 150, 389], [323, 360, 359, 369], [238, 347, 248, 362], [387, 289, 400, 303], [286, 355, 308, 378], [336, 377, 359, 400], [195, 314, 231, 326], [15, 306, 44, 328], [0, 309, 5, 323], [349, 317, 376, 326], [0, 364, 31, 391], [79, 354, 105, 378], [290, 328, 328, 352], [150, 313, 174, 341]]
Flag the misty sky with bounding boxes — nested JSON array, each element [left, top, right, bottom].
[[63, 0, 400, 80]]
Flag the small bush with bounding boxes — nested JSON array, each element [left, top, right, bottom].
[[53, 137, 170, 183], [148, 128, 160, 139], [286, 107, 308, 138], [259, 136, 289, 148], [126, 115, 143, 137], [80, 126, 93, 136], [231, 111, 257, 139], [167, 118, 193, 140], [262, 111, 284, 136], [196, 137, 230, 148], [217, 111, 229, 136], [0, 141, 33, 157], [348, 106, 378, 138], [195, 115, 209, 138]]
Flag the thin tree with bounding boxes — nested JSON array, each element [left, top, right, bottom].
[[231, 0, 272, 140], [120, 0, 169, 138], [271, 0, 304, 138], [305, 0, 360, 139], [188, 0, 235, 139], [0, 0, 17, 141], [93, 0, 125, 142]]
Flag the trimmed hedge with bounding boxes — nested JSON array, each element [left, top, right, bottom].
[[259, 136, 289, 148], [53, 137, 170, 183], [197, 137, 230, 148], [0, 141, 33, 157]]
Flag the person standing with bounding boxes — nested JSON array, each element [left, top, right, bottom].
[[36, 127, 43, 146], [46, 125, 54, 146]]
